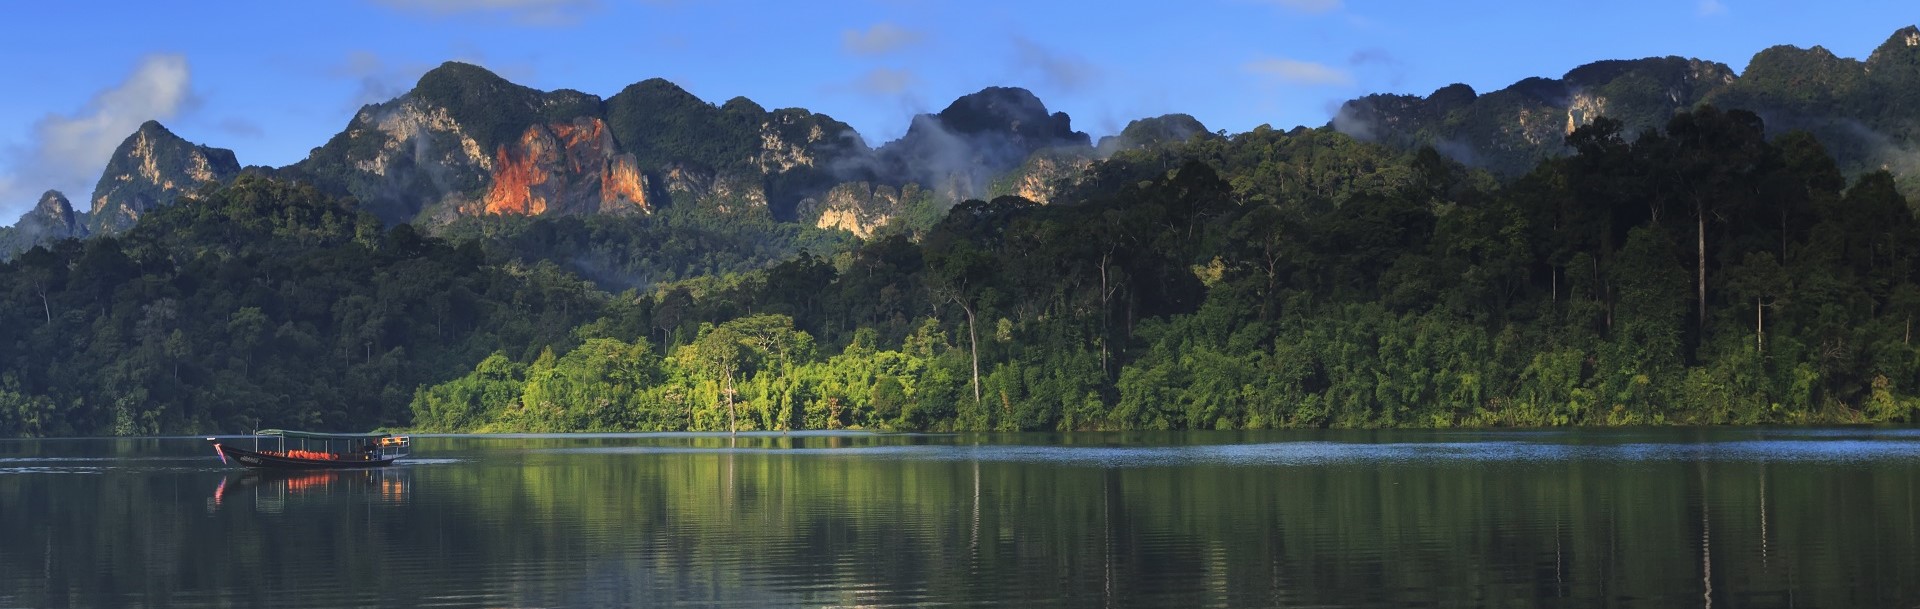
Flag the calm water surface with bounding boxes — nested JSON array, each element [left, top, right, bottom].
[[1, 429, 1917, 608]]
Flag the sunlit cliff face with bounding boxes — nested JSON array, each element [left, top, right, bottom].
[[482, 134, 552, 215], [1009, 154, 1090, 204], [811, 182, 900, 239], [479, 117, 649, 216], [600, 156, 646, 210]]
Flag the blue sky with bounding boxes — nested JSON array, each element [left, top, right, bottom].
[[0, 0, 1913, 222]]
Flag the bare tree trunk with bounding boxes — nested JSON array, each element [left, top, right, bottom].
[[1598, 256, 1613, 331], [963, 302, 981, 403], [1780, 206, 1788, 260], [726, 374, 737, 436], [1100, 252, 1109, 364], [39, 288, 50, 325], [1698, 201, 1708, 331], [1756, 298, 1764, 353], [1099, 249, 1118, 375]]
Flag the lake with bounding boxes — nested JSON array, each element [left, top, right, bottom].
[[1, 429, 1917, 608]]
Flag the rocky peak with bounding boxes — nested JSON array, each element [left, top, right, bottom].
[[291, 62, 611, 224], [1, 190, 89, 259], [1427, 84, 1479, 112], [603, 78, 710, 162], [412, 62, 530, 115], [1727, 44, 1867, 110], [933, 86, 1088, 147], [1096, 114, 1214, 156], [412, 61, 604, 153], [1328, 25, 1920, 202], [872, 86, 1091, 201], [1744, 44, 1860, 78], [33, 190, 79, 227], [758, 108, 866, 175], [87, 120, 240, 234], [1869, 26, 1920, 60], [1866, 25, 1920, 82]]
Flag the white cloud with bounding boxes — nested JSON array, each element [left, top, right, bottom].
[[0, 175, 20, 222], [323, 50, 538, 112], [1262, 0, 1342, 14], [330, 51, 434, 109], [216, 117, 265, 139], [1698, 0, 1727, 16], [1245, 57, 1354, 86], [851, 67, 918, 95], [369, 0, 600, 25], [843, 23, 924, 56], [1, 54, 194, 221], [1013, 36, 1100, 93]]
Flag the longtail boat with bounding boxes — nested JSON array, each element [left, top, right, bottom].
[[209, 429, 411, 469]]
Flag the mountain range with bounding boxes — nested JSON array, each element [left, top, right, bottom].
[[1335, 26, 1920, 184], [5, 26, 1920, 258]]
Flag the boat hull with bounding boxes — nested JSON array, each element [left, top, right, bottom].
[[215, 444, 397, 469]]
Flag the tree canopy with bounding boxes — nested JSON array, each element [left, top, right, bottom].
[[5, 107, 1920, 436]]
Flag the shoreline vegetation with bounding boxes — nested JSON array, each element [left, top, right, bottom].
[[7, 107, 1920, 436]]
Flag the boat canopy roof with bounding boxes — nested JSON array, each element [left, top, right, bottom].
[[253, 429, 394, 441]]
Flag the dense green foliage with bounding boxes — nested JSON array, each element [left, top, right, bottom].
[[435, 200, 854, 292], [0, 176, 614, 436]]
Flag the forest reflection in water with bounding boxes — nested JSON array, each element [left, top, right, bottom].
[[1, 428, 1916, 608]]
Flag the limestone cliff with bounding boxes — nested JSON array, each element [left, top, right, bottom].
[[804, 182, 922, 239], [277, 65, 1149, 229], [283, 63, 880, 224], [991, 150, 1093, 205], [289, 94, 496, 224], [472, 117, 650, 216], [660, 162, 768, 214], [86, 121, 240, 234], [288, 62, 606, 225]]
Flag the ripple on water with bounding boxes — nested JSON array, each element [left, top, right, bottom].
[[538, 437, 1920, 467], [0, 466, 104, 475], [392, 457, 467, 466]]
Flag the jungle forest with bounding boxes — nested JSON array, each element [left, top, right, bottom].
[[4, 106, 1919, 436]]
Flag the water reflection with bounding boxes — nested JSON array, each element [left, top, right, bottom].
[[0, 429, 1916, 608], [207, 468, 412, 512], [541, 436, 1920, 465]]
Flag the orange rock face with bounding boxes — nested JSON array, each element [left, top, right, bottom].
[[600, 156, 647, 210], [477, 117, 649, 216], [482, 140, 552, 215]]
